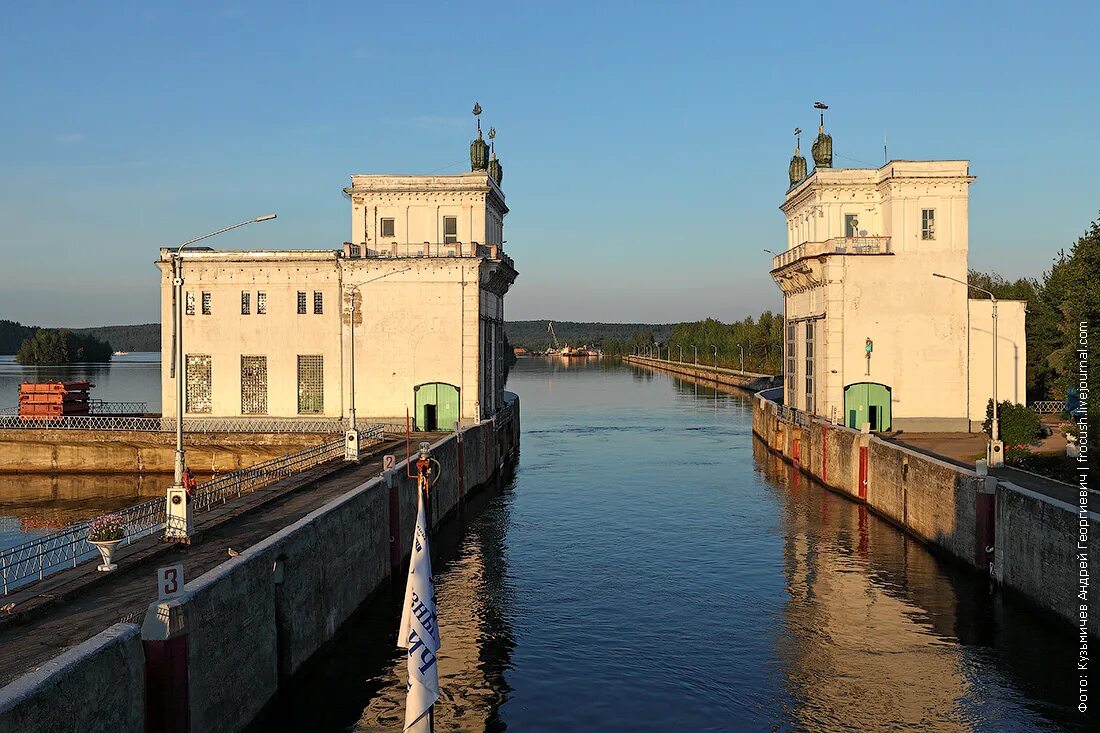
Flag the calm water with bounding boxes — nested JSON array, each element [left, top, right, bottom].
[[251, 358, 1088, 732], [0, 353, 163, 547]]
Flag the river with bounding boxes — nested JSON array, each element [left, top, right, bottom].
[[252, 357, 1086, 732]]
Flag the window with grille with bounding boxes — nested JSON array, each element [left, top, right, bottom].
[[313, 291, 323, 314], [921, 209, 935, 240], [185, 291, 195, 316], [257, 291, 267, 315], [201, 292, 211, 315], [443, 216, 458, 244], [785, 323, 796, 399], [381, 218, 395, 238], [297, 291, 307, 314], [240, 356, 267, 414], [241, 291, 250, 315], [186, 354, 212, 414], [804, 321, 815, 414], [297, 355, 323, 414]]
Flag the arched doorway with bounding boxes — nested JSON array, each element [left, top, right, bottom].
[[413, 382, 460, 432], [844, 382, 892, 431]]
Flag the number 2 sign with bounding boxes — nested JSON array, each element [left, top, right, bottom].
[[383, 454, 396, 472], [158, 563, 185, 600]]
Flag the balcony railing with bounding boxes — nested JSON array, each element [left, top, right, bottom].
[[772, 236, 892, 270], [344, 241, 503, 259]]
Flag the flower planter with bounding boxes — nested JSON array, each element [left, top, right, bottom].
[[90, 539, 122, 572]]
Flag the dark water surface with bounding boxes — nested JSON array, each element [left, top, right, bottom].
[[0, 353, 169, 547], [75, 358, 1100, 729], [259, 358, 1088, 732]]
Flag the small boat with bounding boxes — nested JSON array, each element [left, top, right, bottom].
[[113, 351, 130, 356]]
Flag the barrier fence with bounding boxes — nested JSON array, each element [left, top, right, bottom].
[[0, 427, 384, 595], [0, 414, 391, 434]]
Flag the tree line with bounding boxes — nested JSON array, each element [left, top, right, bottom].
[[968, 212, 1098, 403], [16, 329, 113, 364]]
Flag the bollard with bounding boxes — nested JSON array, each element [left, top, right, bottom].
[[142, 599, 190, 733]]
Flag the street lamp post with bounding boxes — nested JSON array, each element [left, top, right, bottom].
[[933, 272, 1002, 466], [693, 345, 698, 366], [167, 214, 277, 541], [739, 344, 745, 375], [712, 345, 718, 372], [678, 345, 683, 363]]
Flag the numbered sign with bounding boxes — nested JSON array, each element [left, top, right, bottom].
[[383, 454, 396, 472], [157, 563, 185, 600]]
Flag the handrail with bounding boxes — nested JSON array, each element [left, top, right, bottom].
[[0, 415, 387, 434], [772, 236, 893, 270], [0, 426, 384, 595]]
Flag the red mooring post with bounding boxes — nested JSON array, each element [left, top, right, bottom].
[[792, 438, 801, 466], [858, 446, 869, 501], [387, 471, 402, 573], [142, 604, 190, 733], [975, 477, 996, 576]]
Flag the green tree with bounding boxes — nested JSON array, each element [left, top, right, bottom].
[[15, 329, 113, 364]]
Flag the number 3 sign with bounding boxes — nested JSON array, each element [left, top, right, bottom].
[[158, 563, 185, 600]]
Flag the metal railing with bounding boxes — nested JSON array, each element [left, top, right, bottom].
[[777, 403, 813, 429], [354, 242, 501, 259], [772, 236, 893, 270], [0, 429, 388, 595], [1031, 400, 1067, 414], [0, 414, 385, 434], [89, 400, 149, 415]]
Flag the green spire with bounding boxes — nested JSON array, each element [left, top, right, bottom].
[[811, 106, 833, 169], [487, 127, 503, 185], [470, 103, 489, 171], [789, 127, 807, 187]]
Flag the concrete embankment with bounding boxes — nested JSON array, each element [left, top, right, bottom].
[[0, 396, 520, 733], [752, 393, 1096, 637], [623, 354, 780, 392], [0, 429, 330, 474]]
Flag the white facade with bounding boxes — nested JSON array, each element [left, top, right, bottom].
[[158, 171, 516, 425], [773, 159, 1026, 431]]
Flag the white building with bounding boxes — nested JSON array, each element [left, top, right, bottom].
[[772, 119, 1025, 432], [157, 126, 517, 429]]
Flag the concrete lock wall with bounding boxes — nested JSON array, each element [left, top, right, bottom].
[[752, 393, 1095, 635], [622, 355, 778, 392], [150, 399, 519, 733], [0, 623, 145, 733], [996, 483, 1099, 638], [0, 398, 518, 733], [0, 429, 330, 474]]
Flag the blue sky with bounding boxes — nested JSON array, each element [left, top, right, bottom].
[[1, 1, 1097, 327]]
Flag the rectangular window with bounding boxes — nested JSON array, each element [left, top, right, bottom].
[[201, 292, 211, 315], [443, 216, 458, 244], [257, 291, 267, 315], [297, 355, 324, 414], [185, 354, 212, 414], [921, 209, 935, 240], [241, 356, 267, 415], [313, 291, 323, 315], [380, 218, 395, 238], [185, 291, 195, 316], [241, 291, 250, 315], [297, 291, 307, 314], [804, 321, 815, 414], [785, 322, 796, 400], [844, 214, 859, 238]]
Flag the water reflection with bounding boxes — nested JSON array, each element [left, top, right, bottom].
[[252, 469, 516, 732], [0, 353, 161, 411], [261, 359, 1086, 731]]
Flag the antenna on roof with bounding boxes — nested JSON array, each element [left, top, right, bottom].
[[472, 102, 482, 136], [883, 129, 888, 165]]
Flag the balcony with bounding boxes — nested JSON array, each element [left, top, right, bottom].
[[771, 236, 892, 271], [343, 241, 507, 261]]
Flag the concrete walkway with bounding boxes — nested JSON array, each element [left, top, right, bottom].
[[884, 432, 1084, 505], [0, 437, 427, 687]]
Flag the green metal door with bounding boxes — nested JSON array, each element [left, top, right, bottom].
[[844, 382, 892, 431], [414, 383, 460, 431]]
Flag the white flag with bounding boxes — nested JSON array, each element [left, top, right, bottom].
[[398, 488, 440, 731]]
